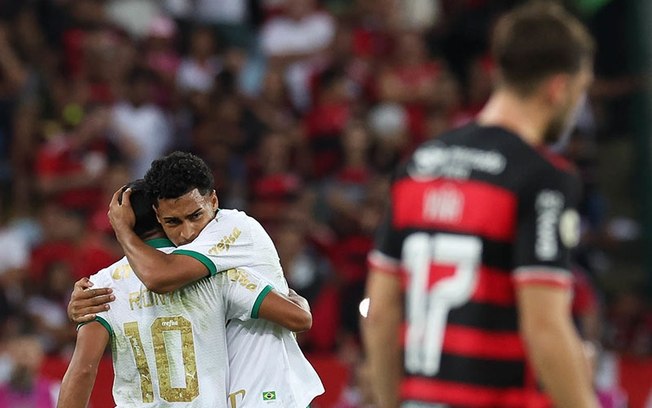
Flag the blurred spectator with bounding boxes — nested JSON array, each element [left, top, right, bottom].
[[353, 0, 403, 43], [176, 26, 221, 94], [105, 0, 161, 40], [309, 23, 375, 107], [0, 21, 35, 214], [0, 221, 31, 334], [400, 0, 442, 31], [377, 31, 448, 144], [572, 266, 602, 346], [303, 68, 352, 178], [367, 103, 409, 173], [25, 262, 76, 355], [29, 203, 117, 287], [61, 0, 110, 80], [247, 68, 297, 133], [0, 335, 58, 407], [88, 162, 132, 237], [604, 291, 652, 356], [249, 132, 302, 227], [143, 16, 181, 108], [111, 68, 172, 178], [324, 121, 374, 232], [261, 0, 336, 110], [34, 107, 112, 216], [333, 341, 375, 408], [275, 221, 331, 305], [193, 0, 256, 50]]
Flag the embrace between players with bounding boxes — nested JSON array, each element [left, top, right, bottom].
[[57, 151, 324, 408]]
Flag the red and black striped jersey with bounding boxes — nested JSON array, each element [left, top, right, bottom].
[[368, 124, 582, 408]]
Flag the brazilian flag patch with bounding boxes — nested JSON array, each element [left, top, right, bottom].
[[262, 391, 276, 401]]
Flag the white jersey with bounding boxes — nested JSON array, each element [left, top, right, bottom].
[[174, 209, 324, 408], [90, 237, 272, 408]]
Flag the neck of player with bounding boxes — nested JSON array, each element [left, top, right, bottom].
[[476, 88, 551, 147]]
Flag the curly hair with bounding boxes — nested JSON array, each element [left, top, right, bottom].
[[144, 151, 214, 203], [119, 179, 160, 237]]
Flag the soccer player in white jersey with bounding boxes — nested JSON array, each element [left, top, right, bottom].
[[68, 152, 324, 408], [58, 181, 312, 408]]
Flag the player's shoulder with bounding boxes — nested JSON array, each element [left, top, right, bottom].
[[215, 208, 266, 235], [407, 123, 578, 185], [217, 208, 260, 225], [439, 123, 575, 172], [187, 209, 255, 248], [400, 123, 513, 182], [89, 257, 128, 288], [511, 144, 580, 195]]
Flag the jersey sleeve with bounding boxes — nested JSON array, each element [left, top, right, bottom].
[[512, 166, 581, 288], [171, 219, 254, 276], [368, 185, 404, 275], [220, 268, 274, 322]]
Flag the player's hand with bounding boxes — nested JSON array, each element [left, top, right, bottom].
[[287, 288, 311, 313], [108, 186, 136, 234], [68, 277, 115, 323]]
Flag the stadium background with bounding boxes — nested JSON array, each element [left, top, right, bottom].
[[0, 0, 650, 406]]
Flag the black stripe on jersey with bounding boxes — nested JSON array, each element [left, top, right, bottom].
[[400, 228, 514, 272], [409, 354, 525, 388], [481, 239, 513, 271], [448, 302, 518, 332]]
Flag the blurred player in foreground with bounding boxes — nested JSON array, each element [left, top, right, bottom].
[[68, 152, 323, 407], [363, 2, 599, 408], [58, 180, 312, 407]]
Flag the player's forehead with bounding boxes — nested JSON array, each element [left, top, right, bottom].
[[156, 188, 209, 218]]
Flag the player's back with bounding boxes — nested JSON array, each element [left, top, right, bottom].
[[370, 123, 580, 407], [176, 209, 324, 407], [90, 238, 232, 408], [225, 267, 324, 408]]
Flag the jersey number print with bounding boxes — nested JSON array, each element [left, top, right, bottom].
[[124, 316, 199, 403], [403, 233, 482, 375]]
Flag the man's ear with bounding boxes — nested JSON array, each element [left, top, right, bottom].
[[153, 204, 162, 224], [210, 190, 219, 212], [545, 73, 571, 106]]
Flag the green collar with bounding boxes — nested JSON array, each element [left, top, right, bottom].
[[145, 238, 175, 248]]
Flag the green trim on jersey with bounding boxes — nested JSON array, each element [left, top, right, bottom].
[[171, 249, 217, 276], [77, 316, 114, 338], [251, 285, 273, 319], [145, 238, 175, 248]]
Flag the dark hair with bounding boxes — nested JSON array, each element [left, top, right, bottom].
[[119, 179, 160, 237], [491, 1, 595, 95], [144, 151, 214, 203]]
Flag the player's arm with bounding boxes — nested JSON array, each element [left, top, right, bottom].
[[517, 283, 597, 408], [514, 170, 598, 408], [257, 288, 312, 332], [362, 188, 404, 408], [57, 322, 109, 408], [116, 235, 207, 293], [224, 269, 312, 332], [108, 187, 210, 293], [362, 266, 402, 408]]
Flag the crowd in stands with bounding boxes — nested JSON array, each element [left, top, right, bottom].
[[0, 0, 649, 406]]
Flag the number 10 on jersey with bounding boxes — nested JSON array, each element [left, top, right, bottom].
[[402, 233, 482, 376], [124, 316, 199, 403]]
